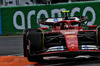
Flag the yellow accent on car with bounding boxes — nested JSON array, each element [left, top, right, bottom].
[[62, 11, 71, 13], [72, 47, 74, 50], [67, 35, 75, 38]]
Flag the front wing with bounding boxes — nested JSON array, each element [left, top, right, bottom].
[[30, 50, 100, 58]]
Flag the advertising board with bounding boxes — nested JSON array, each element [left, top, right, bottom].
[[1, 1, 100, 35], [0, 8, 2, 35]]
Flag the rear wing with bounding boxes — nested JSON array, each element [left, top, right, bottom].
[[38, 18, 64, 25], [38, 16, 88, 25], [69, 16, 88, 22]]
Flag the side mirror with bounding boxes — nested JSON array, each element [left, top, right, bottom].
[[39, 27, 48, 30]]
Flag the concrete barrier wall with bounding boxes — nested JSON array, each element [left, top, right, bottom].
[[0, 1, 100, 35]]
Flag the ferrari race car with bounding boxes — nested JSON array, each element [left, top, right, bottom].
[[23, 11, 100, 62]]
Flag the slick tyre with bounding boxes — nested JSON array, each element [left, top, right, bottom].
[[26, 28, 44, 62], [23, 28, 35, 57], [23, 28, 44, 57]]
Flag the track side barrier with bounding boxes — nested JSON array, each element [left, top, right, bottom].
[[1, 1, 100, 35], [0, 7, 2, 35]]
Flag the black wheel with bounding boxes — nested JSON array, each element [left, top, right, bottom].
[[27, 28, 44, 53], [24, 28, 44, 62], [23, 28, 44, 56], [23, 28, 34, 57]]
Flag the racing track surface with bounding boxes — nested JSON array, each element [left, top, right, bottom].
[[1, 36, 100, 66], [0, 36, 23, 56]]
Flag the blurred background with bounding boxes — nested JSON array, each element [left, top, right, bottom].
[[0, 0, 100, 35], [0, 0, 100, 7]]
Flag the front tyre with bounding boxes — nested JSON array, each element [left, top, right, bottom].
[[23, 28, 34, 57], [26, 28, 44, 62]]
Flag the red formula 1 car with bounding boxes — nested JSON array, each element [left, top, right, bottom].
[[23, 11, 100, 62]]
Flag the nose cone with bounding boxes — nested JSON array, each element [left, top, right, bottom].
[[64, 34, 79, 51]]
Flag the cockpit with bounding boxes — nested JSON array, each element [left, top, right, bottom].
[[53, 20, 81, 30]]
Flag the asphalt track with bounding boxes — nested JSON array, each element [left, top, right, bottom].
[[0, 36, 23, 56], [1, 36, 100, 66]]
